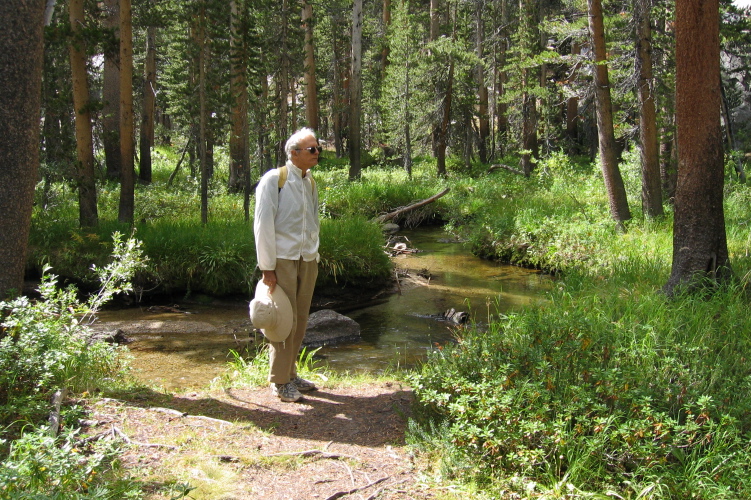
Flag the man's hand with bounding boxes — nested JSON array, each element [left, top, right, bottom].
[[262, 270, 277, 293]]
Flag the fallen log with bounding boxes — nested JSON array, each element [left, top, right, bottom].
[[488, 163, 525, 176], [374, 187, 450, 224]]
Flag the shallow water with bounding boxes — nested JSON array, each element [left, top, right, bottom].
[[95, 228, 549, 389]]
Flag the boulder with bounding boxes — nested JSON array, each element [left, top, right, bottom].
[[304, 309, 361, 347]]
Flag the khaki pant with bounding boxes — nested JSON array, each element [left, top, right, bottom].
[[268, 258, 318, 384]]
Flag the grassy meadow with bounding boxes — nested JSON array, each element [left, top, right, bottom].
[[5, 145, 751, 498]]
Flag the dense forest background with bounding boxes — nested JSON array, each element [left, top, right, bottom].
[[39, 0, 751, 227]]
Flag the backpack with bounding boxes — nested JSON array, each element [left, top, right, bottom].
[[277, 165, 316, 193]]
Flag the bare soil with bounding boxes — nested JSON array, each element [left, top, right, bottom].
[[83, 380, 443, 500]]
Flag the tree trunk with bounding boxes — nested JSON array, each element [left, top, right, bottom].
[[199, 3, 208, 225], [102, 0, 121, 181], [139, 22, 156, 184], [588, 0, 631, 223], [118, 0, 134, 224], [664, 0, 731, 295], [332, 30, 344, 157], [566, 42, 580, 153], [403, 44, 413, 178], [302, 0, 319, 131], [475, 0, 489, 164], [277, 0, 290, 165], [0, 0, 44, 298], [381, 0, 391, 76], [494, 0, 509, 157], [349, 0, 363, 180], [229, 0, 249, 193], [429, 0, 440, 155], [519, 0, 539, 176], [69, 0, 99, 227], [635, 0, 663, 218]]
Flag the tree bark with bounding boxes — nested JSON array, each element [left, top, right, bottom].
[[349, 0, 363, 180], [0, 0, 45, 298], [587, 0, 631, 223], [664, 0, 731, 295], [139, 22, 156, 184], [381, 0, 391, 76], [277, 0, 290, 165], [229, 0, 249, 193], [102, 0, 121, 181], [475, 0, 489, 164], [118, 0, 135, 224], [519, 0, 539, 176], [69, 0, 99, 227], [302, 0, 319, 131], [566, 42, 581, 152], [198, 3, 208, 225], [635, 0, 663, 217]]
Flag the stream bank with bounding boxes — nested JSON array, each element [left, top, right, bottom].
[[95, 227, 550, 390]]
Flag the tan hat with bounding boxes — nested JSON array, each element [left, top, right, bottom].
[[248, 280, 293, 342]]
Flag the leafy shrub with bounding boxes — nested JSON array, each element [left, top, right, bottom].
[[0, 427, 140, 498], [409, 272, 751, 498]]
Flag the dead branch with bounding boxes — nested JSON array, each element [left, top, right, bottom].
[[374, 188, 450, 224], [48, 388, 68, 436], [186, 414, 233, 426], [364, 478, 410, 500], [111, 426, 178, 449], [325, 476, 390, 500], [488, 163, 525, 176], [167, 137, 192, 187], [267, 449, 358, 461]]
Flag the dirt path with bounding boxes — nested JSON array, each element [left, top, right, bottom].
[[85, 381, 439, 499]]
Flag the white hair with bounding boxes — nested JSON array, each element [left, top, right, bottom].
[[285, 127, 318, 160]]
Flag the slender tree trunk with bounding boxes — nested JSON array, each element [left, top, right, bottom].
[[381, 0, 391, 76], [566, 42, 580, 153], [495, 0, 509, 156], [302, 0, 319, 131], [349, 0, 363, 180], [430, 0, 440, 155], [277, 0, 290, 165], [199, 3, 208, 224], [332, 27, 344, 157], [118, 0, 134, 224], [229, 0, 249, 193], [519, 0, 539, 176], [475, 0, 489, 164], [102, 0, 121, 181], [664, 0, 730, 295], [139, 22, 156, 184], [69, 0, 98, 227], [635, 0, 663, 217], [0, 0, 44, 298], [404, 67, 413, 178], [588, 0, 631, 223]]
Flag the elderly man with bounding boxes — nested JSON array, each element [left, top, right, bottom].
[[254, 127, 322, 402]]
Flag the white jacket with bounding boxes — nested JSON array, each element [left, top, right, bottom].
[[254, 161, 320, 271]]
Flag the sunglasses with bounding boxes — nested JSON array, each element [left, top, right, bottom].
[[296, 146, 322, 154]]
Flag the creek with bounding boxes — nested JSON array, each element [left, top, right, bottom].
[[95, 227, 550, 390]]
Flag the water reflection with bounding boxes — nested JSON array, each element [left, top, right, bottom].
[[96, 228, 549, 389], [324, 228, 549, 373]]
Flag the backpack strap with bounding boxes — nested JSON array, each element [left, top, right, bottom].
[[277, 165, 288, 192], [276, 165, 316, 194]]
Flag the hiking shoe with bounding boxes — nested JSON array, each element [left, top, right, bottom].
[[271, 382, 302, 402], [292, 376, 317, 392]]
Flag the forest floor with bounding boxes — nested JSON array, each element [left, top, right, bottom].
[[82, 269, 455, 499], [83, 380, 448, 500]]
